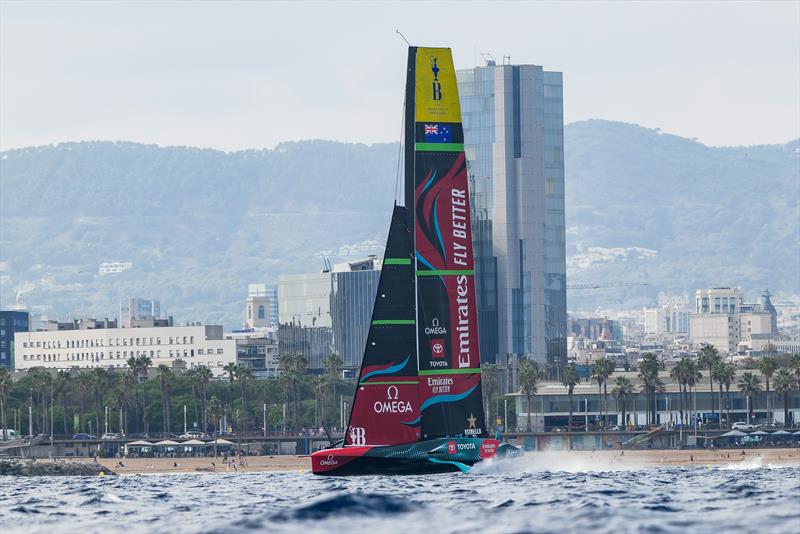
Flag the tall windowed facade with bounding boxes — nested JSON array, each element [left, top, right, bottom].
[[458, 62, 567, 380]]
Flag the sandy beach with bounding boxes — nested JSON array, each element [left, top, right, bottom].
[[64, 447, 800, 475]]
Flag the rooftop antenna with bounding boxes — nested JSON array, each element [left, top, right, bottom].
[[480, 52, 496, 66], [396, 30, 411, 46], [503, 54, 512, 65]]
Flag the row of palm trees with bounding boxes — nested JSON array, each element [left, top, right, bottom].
[[511, 350, 800, 432], [0, 353, 354, 440]]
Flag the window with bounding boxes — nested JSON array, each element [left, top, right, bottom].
[[217, 348, 223, 355], [198, 349, 204, 355], [169, 337, 173, 344], [258, 305, 265, 320]]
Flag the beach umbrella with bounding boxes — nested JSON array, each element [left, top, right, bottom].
[[154, 440, 180, 446], [770, 430, 791, 435], [127, 440, 153, 446], [751, 431, 768, 436], [718, 430, 746, 438], [181, 439, 206, 446], [794, 431, 800, 435], [212, 438, 234, 445]]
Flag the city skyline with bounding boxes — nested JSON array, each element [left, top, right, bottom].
[[1, 1, 798, 151]]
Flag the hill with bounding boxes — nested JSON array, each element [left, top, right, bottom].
[[1, 120, 797, 326]]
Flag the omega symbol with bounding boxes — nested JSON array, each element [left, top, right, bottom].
[[387, 385, 399, 400]]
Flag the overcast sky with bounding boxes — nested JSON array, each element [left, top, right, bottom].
[[1, 1, 798, 151]]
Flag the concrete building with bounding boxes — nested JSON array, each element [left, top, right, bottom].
[[0, 310, 29, 368], [120, 298, 161, 328], [277, 257, 381, 369], [244, 284, 272, 329], [690, 288, 779, 354], [226, 329, 279, 378], [644, 306, 689, 335], [14, 322, 235, 376], [690, 287, 743, 354], [458, 59, 567, 380]]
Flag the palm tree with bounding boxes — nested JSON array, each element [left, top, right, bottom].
[[77, 371, 94, 433], [207, 395, 223, 457], [698, 345, 721, 422], [685, 360, 701, 427], [222, 361, 238, 423], [638, 353, 661, 426], [114, 371, 136, 436], [156, 365, 174, 437], [791, 353, 800, 385], [0, 368, 11, 440], [193, 365, 213, 433], [773, 369, 796, 428], [89, 368, 109, 435], [717, 363, 736, 428], [611, 376, 634, 428], [669, 358, 688, 425], [590, 358, 613, 427], [237, 364, 254, 433], [312, 376, 326, 426], [278, 355, 292, 433], [324, 353, 343, 422], [560, 363, 580, 431], [518, 356, 545, 432], [737, 371, 763, 425], [758, 356, 778, 423], [711, 362, 727, 429], [54, 370, 73, 435], [482, 363, 500, 430], [289, 354, 307, 430]]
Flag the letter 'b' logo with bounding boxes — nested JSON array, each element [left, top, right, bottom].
[[350, 426, 366, 446]]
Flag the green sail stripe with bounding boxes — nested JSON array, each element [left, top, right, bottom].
[[383, 258, 412, 265], [419, 368, 481, 376], [359, 380, 419, 385], [371, 319, 416, 325], [415, 142, 464, 152], [416, 269, 475, 276]]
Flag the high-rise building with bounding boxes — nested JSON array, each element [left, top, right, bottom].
[[120, 298, 161, 328], [0, 310, 29, 368], [277, 257, 381, 369], [458, 60, 567, 379]]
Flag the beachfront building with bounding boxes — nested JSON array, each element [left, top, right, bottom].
[[512, 371, 800, 432], [14, 322, 236, 376], [0, 310, 29, 368]]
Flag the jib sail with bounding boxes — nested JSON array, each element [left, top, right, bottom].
[[345, 206, 420, 446]]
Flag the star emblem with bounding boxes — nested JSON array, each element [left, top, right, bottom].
[[467, 413, 477, 428]]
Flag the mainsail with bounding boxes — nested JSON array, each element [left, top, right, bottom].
[[346, 47, 485, 448]]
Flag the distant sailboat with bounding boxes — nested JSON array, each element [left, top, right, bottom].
[[312, 46, 520, 475]]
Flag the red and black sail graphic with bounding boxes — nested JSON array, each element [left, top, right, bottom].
[[345, 206, 420, 446]]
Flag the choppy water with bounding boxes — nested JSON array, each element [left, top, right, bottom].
[[2, 458, 799, 533]]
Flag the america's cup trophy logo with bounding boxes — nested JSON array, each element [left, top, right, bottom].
[[430, 56, 442, 101]]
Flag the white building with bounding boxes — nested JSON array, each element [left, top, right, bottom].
[[244, 284, 272, 329], [690, 288, 778, 354], [14, 324, 235, 376], [644, 306, 689, 335], [99, 261, 133, 275]]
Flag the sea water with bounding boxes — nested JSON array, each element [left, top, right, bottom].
[[2, 460, 798, 533]]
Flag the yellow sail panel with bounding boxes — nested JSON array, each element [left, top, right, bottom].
[[414, 47, 462, 123]]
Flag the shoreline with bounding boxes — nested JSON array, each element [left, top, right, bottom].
[[55, 447, 800, 474]]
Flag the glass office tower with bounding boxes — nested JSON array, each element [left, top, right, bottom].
[[458, 62, 567, 380]]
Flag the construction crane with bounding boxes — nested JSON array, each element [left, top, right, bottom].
[[567, 282, 648, 290]]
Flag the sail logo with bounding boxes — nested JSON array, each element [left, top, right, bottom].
[[431, 56, 442, 101], [430, 339, 445, 359], [424, 317, 447, 335], [373, 386, 412, 414], [349, 426, 366, 446], [455, 274, 472, 368], [318, 454, 338, 466], [447, 441, 456, 454]]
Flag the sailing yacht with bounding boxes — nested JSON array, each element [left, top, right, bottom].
[[312, 46, 519, 475]]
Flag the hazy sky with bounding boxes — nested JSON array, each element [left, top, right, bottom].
[[1, 1, 798, 151]]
